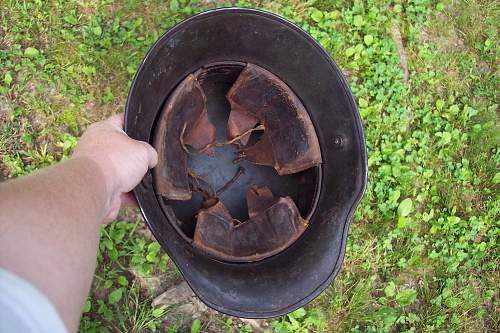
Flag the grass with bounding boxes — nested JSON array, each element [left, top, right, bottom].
[[1, 0, 498, 332]]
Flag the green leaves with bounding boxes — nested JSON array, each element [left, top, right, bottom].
[[3, 72, 13, 86], [81, 65, 96, 76], [83, 299, 92, 313], [311, 9, 324, 23], [353, 15, 364, 27], [152, 306, 165, 318], [397, 198, 413, 228], [384, 281, 396, 297], [345, 47, 356, 58], [1, 1, 497, 332], [363, 34, 374, 46], [92, 25, 102, 36], [396, 288, 417, 306], [436, 131, 452, 146], [146, 242, 161, 262], [492, 172, 500, 184], [384, 283, 417, 307], [24, 47, 40, 58], [117, 275, 128, 286], [374, 307, 399, 326], [291, 307, 306, 318], [170, 0, 179, 12], [273, 307, 325, 332], [190, 319, 201, 333], [436, 99, 445, 111], [108, 287, 123, 305], [398, 198, 413, 217], [64, 13, 78, 25], [388, 189, 401, 203]]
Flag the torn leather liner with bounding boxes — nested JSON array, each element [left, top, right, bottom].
[[125, 8, 367, 319], [153, 63, 322, 262]]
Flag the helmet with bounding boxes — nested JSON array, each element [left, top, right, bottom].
[[125, 7, 367, 318]]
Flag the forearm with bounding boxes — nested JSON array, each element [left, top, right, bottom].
[[0, 157, 109, 332], [0, 113, 157, 332]]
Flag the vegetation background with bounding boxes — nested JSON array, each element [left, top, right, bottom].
[[0, 0, 498, 332]]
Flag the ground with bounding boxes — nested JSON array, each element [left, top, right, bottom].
[[0, 0, 498, 332]]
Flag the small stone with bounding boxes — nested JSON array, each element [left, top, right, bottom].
[[176, 299, 210, 318], [239, 318, 266, 333], [0, 96, 13, 123], [153, 281, 193, 306], [130, 268, 171, 297], [153, 282, 215, 318]]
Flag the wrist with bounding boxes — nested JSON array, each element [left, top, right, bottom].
[[68, 156, 117, 222]]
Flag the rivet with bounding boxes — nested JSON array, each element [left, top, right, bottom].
[[332, 135, 343, 146]]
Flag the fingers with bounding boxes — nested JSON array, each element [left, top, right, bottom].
[[120, 192, 138, 208], [102, 115, 157, 169], [106, 115, 156, 168], [106, 113, 125, 129], [86, 113, 125, 135], [138, 141, 158, 168]]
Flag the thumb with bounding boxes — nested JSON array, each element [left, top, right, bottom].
[[138, 141, 158, 168], [120, 192, 138, 208], [106, 113, 125, 129]]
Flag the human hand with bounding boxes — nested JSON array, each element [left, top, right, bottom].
[[72, 113, 158, 222]]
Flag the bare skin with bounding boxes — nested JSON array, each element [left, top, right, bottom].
[[0, 114, 157, 332]]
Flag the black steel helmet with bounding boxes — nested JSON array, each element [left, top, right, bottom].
[[125, 7, 367, 318]]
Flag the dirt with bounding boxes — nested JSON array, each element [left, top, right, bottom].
[[0, 26, 12, 50], [391, 23, 409, 82], [0, 96, 13, 124], [419, 13, 466, 54]]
